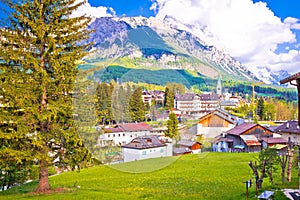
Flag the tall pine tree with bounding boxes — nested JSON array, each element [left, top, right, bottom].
[[257, 97, 265, 120], [0, 0, 91, 192], [129, 86, 145, 122], [165, 112, 179, 139], [164, 87, 174, 110]]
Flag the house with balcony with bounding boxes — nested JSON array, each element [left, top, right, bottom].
[[199, 93, 220, 116], [226, 123, 273, 152], [197, 108, 241, 138], [174, 93, 202, 119]]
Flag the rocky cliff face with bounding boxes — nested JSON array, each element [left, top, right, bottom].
[[249, 66, 291, 85], [86, 16, 256, 81]]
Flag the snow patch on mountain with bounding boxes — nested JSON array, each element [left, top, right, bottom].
[[249, 66, 291, 85]]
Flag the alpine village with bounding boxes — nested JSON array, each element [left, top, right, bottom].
[[1, 1, 300, 200]]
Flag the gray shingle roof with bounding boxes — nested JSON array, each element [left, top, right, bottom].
[[275, 121, 300, 134], [122, 135, 166, 149]]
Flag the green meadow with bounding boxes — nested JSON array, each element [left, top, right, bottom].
[[0, 153, 297, 199]]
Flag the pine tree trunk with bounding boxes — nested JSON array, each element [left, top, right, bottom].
[[36, 160, 50, 193], [282, 165, 286, 184]]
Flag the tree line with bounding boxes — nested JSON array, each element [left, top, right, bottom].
[[228, 97, 298, 121], [95, 81, 185, 125]]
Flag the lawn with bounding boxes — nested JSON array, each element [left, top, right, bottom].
[[0, 152, 298, 199]]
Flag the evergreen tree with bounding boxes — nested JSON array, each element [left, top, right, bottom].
[[95, 82, 113, 124], [129, 86, 145, 122], [0, 0, 91, 192], [165, 112, 179, 139], [256, 97, 265, 120], [164, 87, 174, 110]]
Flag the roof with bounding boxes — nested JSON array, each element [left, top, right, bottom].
[[266, 126, 279, 132], [177, 140, 201, 147], [173, 147, 192, 154], [220, 100, 236, 106], [274, 120, 300, 134], [240, 135, 261, 146], [199, 93, 219, 101], [199, 108, 238, 125], [104, 122, 152, 133], [175, 93, 199, 101], [122, 135, 166, 149], [226, 123, 257, 136], [261, 137, 287, 144]]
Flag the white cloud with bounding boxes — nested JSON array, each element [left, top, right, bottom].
[[284, 17, 300, 30], [151, 0, 300, 74], [72, 0, 116, 18]]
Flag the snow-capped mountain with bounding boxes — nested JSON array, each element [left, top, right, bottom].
[[86, 16, 257, 81], [249, 66, 291, 85]]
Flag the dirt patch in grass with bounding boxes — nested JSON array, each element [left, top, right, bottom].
[[29, 187, 74, 195]]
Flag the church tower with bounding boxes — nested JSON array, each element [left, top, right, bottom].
[[216, 74, 222, 96]]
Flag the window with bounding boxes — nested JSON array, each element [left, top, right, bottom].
[[113, 134, 115, 137], [142, 150, 146, 155], [118, 134, 120, 137], [108, 134, 110, 138], [123, 133, 125, 137], [160, 149, 164, 153]]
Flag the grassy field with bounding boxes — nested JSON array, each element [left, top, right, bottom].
[[0, 153, 298, 199]]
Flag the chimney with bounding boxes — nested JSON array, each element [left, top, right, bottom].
[[286, 122, 289, 129]]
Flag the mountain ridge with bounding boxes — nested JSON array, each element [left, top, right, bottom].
[[85, 16, 289, 86], [86, 16, 256, 81]]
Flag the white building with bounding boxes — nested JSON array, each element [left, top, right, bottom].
[[174, 93, 202, 119], [122, 135, 173, 162], [98, 122, 153, 146]]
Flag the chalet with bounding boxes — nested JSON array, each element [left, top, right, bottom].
[[197, 108, 241, 138], [211, 133, 233, 152], [177, 140, 201, 154], [226, 123, 273, 152], [239, 135, 261, 152], [261, 137, 287, 148], [274, 120, 300, 145], [122, 135, 173, 162], [98, 122, 152, 146]]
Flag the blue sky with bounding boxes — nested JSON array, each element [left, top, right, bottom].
[[79, 0, 300, 74], [1, 0, 300, 74], [89, 0, 155, 17]]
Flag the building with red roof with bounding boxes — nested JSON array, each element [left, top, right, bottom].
[[226, 123, 273, 152]]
